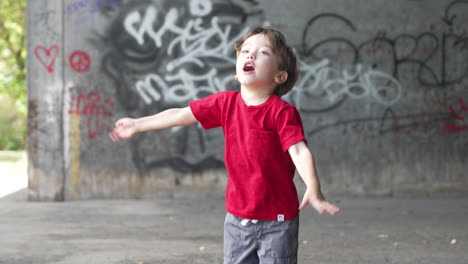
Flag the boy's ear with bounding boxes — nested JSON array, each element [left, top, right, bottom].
[[235, 75, 239, 81], [275, 71, 288, 85]]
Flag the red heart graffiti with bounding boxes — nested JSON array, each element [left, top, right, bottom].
[[34, 45, 60, 73]]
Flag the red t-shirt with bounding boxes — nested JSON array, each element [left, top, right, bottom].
[[189, 91, 306, 221]]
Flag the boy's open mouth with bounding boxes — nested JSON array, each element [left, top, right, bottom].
[[243, 61, 255, 72]]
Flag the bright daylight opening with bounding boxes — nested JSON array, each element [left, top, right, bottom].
[[0, 151, 27, 198]]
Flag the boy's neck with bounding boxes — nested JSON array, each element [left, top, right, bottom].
[[240, 86, 275, 106]]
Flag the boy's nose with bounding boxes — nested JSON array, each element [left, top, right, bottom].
[[247, 53, 255, 60]]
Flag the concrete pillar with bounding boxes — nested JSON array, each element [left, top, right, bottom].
[[27, 0, 65, 200]]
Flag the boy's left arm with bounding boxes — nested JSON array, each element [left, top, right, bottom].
[[288, 141, 340, 216]]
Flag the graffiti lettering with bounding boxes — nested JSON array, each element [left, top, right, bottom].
[[99, 0, 467, 175], [189, 0, 213, 17], [68, 93, 116, 139], [123, 4, 249, 105], [124, 6, 247, 71], [289, 59, 402, 112], [100, 0, 263, 172], [123, 5, 194, 46], [136, 68, 236, 105], [299, 1, 468, 91], [445, 97, 468, 133]]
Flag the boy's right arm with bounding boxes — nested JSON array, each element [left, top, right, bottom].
[[109, 107, 198, 142]]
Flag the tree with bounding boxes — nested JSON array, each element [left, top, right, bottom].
[[0, 0, 27, 150]]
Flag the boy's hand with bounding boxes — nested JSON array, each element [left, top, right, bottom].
[[299, 188, 340, 216], [109, 118, 138, 142]]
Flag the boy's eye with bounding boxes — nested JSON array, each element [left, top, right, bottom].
[[260, 51, 270, 55], [241, 50, 249, 53]]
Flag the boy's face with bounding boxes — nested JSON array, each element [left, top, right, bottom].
[[235, 34, 285, 91]]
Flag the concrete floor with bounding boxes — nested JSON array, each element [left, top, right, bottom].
[[1, 193, 467, 264]]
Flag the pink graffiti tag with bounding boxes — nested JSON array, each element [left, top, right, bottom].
[[445, 98, 468, 133], [34, 45, 60, 73], [68, 93, 116, 139]]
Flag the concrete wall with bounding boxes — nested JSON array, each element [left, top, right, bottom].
[[27, 0, 468, 200]]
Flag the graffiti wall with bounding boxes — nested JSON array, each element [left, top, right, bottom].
[[27, 0, 468, 200]]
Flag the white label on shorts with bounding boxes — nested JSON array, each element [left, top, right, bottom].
[[277, 214, 285, 221]]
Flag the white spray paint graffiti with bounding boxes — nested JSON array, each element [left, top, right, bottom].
[[189, 0, 213, 17], [123, 3, 248, 70], [136, 68, 234, 104], [124, 2, 402, 107], [124, 2, 249, 104], [289, 59, 402, 111], [165, 16, 242, 72]]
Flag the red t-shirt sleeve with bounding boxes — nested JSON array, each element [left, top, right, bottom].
[[276, 106, 307, 152], [189, 92, 224, 130]]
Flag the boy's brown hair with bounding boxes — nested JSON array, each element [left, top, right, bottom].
[[234, 27, 298, 97]]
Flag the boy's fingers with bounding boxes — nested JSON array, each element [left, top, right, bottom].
[[325, 203, 340, 215], [109, 131, 119, 142], [298, 203, 305, 211], [109, 128, 125, 142], [298, 197, 308, 211], [301, 198, 340, 215], [115, 119, 128, 128]]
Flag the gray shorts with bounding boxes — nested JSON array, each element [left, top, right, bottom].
[[223, 213, 299, 264]]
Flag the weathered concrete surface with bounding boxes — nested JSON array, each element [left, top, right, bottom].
[[1, 193, 467, 264], [27, 0, 468, 200]]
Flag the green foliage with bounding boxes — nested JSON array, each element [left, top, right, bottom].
[[0, 94, 26, 150], [0, 0, 27, 150]]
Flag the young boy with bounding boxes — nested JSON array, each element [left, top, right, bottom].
[[109, 27, 339, 264]]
